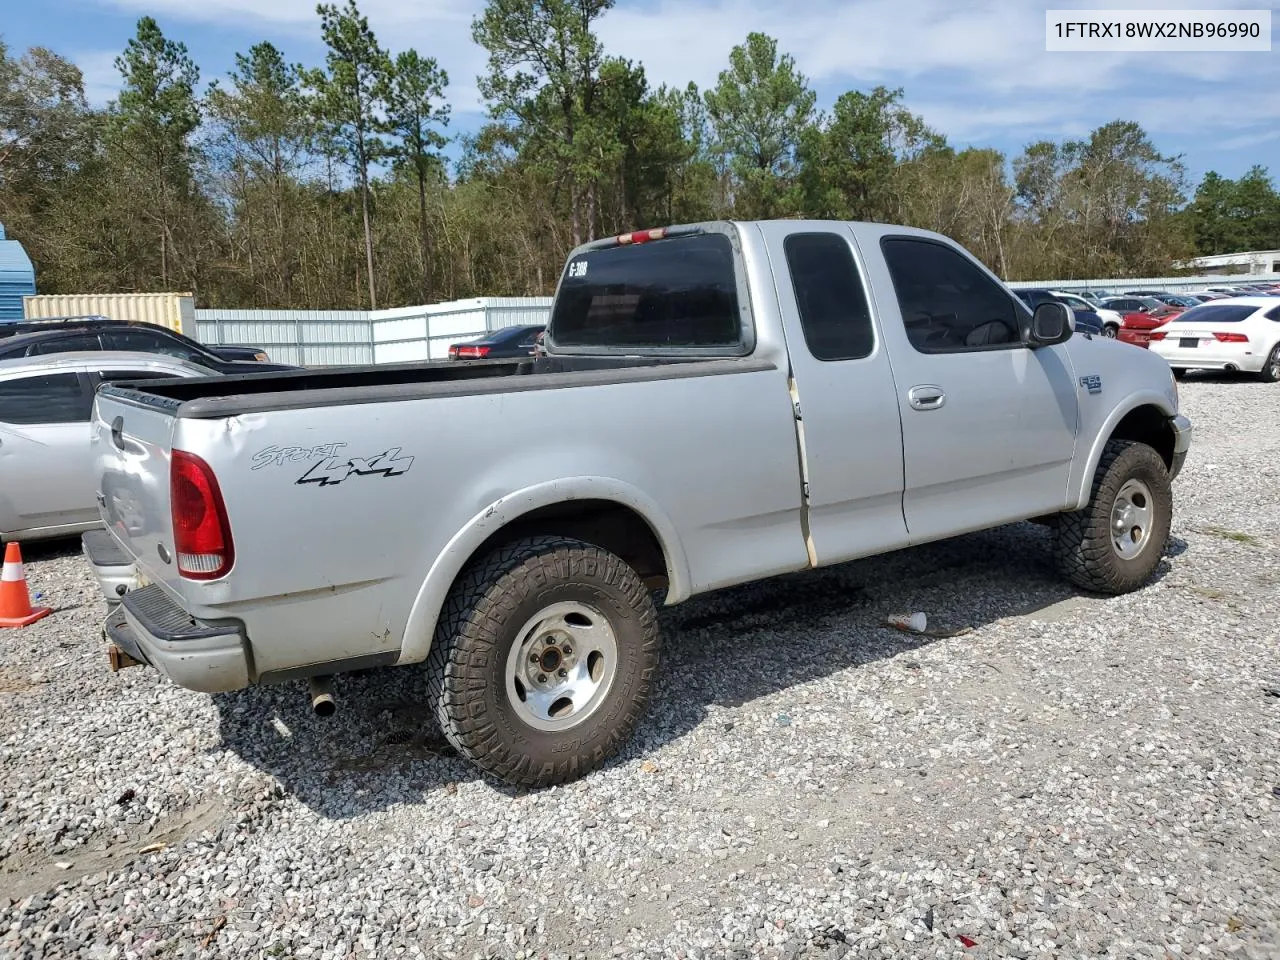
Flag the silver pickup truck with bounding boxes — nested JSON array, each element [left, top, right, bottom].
[[86, 220, 1191, 787]]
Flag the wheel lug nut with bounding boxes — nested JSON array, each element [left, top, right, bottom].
[[558, 668, 567, 678], [530, 653, 539, 663], [537, 673, 547, 683]]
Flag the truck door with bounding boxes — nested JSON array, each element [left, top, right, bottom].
[[867, 233, 1079, 543], [760, 224, 909, 565], [0, 371, 97, 535]]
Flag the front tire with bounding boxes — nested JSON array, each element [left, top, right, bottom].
[[1054, 440, 1172, 595], [426, 536, 661, 787], [1259, 344, 1280, 383], [1102, 323, 1119, 339]]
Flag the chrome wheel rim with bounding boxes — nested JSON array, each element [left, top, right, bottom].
[[1103, 325, 1117, 338], [504, 601, 618, 732], [1111, 478, 1155, 560], [1269, 349, 1280, 379]]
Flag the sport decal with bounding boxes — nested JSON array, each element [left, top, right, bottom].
[[251, 442, 347, 470], [297, 447, 415, 487]]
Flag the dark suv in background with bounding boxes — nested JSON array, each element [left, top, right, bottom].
[[0, 316, 298, 373], [1012, 289, 1104, 336]]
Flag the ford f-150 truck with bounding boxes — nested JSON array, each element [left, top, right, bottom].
[[85, 220, 1192, 787]]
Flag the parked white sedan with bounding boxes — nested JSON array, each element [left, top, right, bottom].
[[0, 351, 219, 542], [1051, 291, 1124, 335], [1149, 298, 1280, 381]]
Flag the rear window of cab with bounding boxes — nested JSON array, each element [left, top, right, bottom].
[[549, 233, 743, 349]]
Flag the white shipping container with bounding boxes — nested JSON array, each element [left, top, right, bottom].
[[24, 292, 196, 334]]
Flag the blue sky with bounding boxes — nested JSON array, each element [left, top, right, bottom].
[[4, 0, 1278, 190]]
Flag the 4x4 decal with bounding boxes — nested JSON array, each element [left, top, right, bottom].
[[297, 447, 414, 486]]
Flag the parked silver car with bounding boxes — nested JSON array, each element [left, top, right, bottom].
[[0, 352, 219, 542]]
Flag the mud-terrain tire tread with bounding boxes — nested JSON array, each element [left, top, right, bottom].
[[1054, 439, 1172, 595], [425, 535, 660, 788]]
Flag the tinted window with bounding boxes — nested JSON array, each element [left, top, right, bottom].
[[550, 233, 742, 348], [1266, 306, 1280, 321], [1172, 305, 1257, 324], [784, 233, 874, 361], [0, 373, 90, 424], [28, 333, 101, 355], [880, 237, 1024, 353], [104, 329, 209, 364]]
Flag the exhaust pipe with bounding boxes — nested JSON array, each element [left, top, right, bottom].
[[308, 675, 336, 717]]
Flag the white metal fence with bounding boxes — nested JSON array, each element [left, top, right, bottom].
[[195, 275, 1277, 366], [372, 297, 553, 363], [195, 297, 553, 366]]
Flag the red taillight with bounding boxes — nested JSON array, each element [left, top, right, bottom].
[[616, 227, 667, 245], [170, 449, 234, 580], [1149, 331, 1167, 341], [448, 344, 459, 359], [456, 344, 491, 359], [1213, 332, 1249, 343]]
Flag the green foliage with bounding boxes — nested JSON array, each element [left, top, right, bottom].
[[304, 0, 393, 306], [0, 16, 1266, 308], [704, 32, 815, 218], [1186, 166, 1280, 255]]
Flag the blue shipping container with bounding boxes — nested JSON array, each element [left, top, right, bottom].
[[0, 223, 37, 322]]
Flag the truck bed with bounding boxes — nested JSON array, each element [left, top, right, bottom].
[[99, 355, 770, 419]]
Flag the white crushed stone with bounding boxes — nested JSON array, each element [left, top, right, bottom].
[[1, 374, 1277, 959]]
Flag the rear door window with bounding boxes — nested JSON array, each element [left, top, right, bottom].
[[0, 373, 91, 424], [550, 233, 744, 349], [103, 329, 210, 364], [783, 232, 874, 361], [27, 333, 102, 356]]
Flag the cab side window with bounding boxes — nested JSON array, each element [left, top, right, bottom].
[[880, 237, 1024, 353], [784, 233, 875, 361], [0, 373, 91, 424]]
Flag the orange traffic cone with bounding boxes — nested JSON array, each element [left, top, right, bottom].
[[0, 542, 52, 628]]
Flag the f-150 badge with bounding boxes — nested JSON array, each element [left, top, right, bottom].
[[297, 447, 414, 486], [1079, 374, 1102, 395]]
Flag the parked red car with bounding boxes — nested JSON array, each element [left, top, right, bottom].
[[1117, 306, 1183, 348]]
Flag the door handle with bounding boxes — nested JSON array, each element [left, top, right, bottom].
[[907, 385, 946, 410]]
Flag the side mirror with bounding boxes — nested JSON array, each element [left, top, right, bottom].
[[1026, 301, 1074, 347]]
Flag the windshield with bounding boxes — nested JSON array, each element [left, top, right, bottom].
[[1172, 304, 1257, 324], [550, 233, 743, 349]]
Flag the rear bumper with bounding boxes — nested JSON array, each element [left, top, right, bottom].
[[81, 530, 137, 606], [1151, 341, 1263, 372], [1116, 329, 1153, 348], [1170, 414, 1192, 480], [104, 584, 250, 692]]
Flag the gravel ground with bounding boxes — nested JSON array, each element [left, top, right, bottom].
[[2, 374, 1278, 960]]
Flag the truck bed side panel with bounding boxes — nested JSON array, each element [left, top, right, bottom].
[[95, 364, 807, 677]]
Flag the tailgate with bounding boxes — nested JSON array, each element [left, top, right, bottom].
[[92, 391, 177, 588]]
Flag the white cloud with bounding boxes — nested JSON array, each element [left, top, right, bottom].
[[82, 0, 1279, 151], [72, 50, 124, 108]]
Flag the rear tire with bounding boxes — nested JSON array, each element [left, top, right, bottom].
[[1054, 440, 1172, 595], [1259, 344, 1280, 383], [1102, 324, 1118, 338], [426, 535, 661, 787]]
